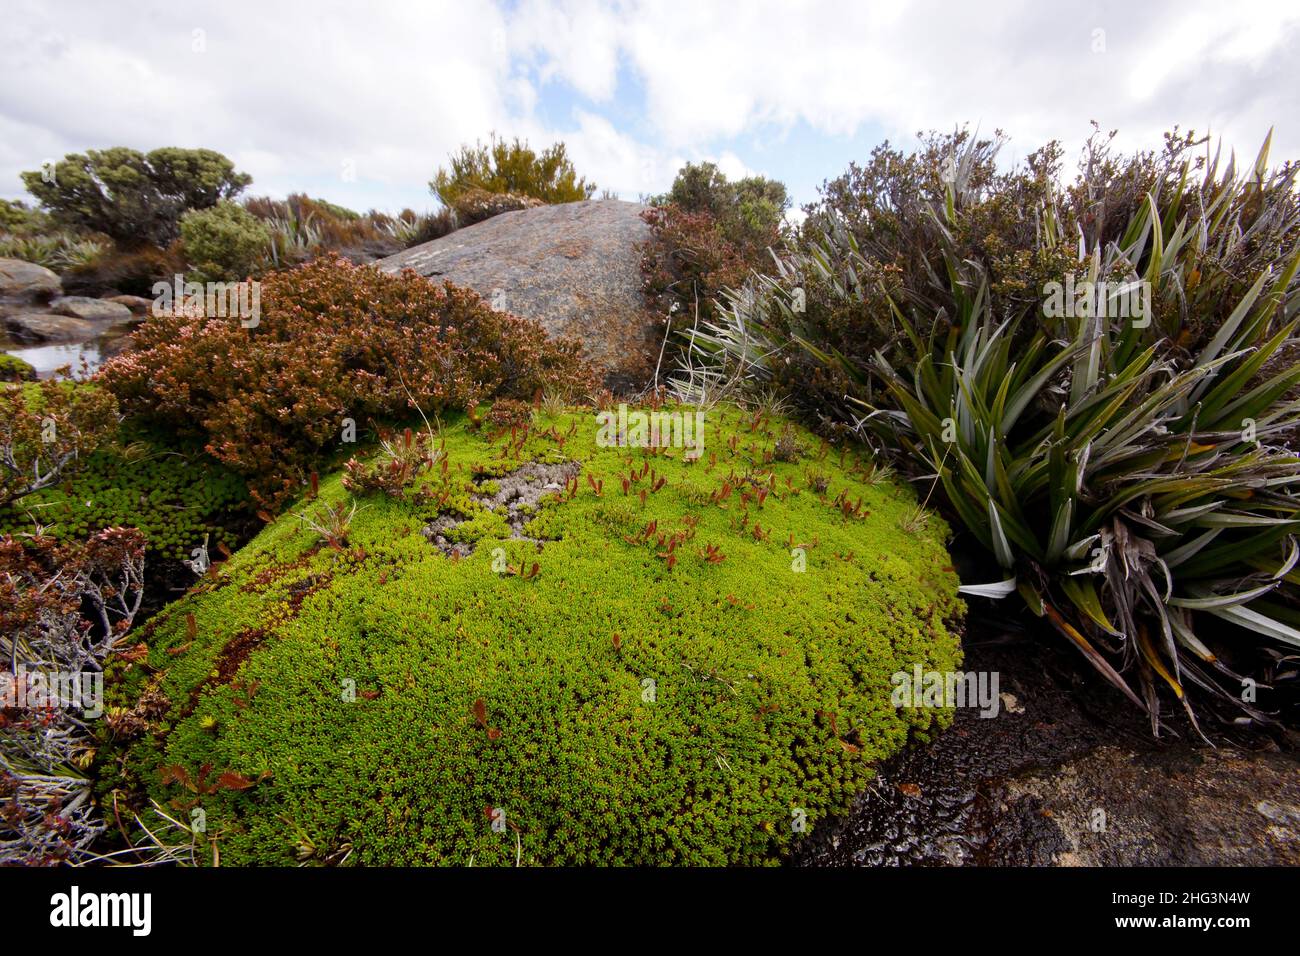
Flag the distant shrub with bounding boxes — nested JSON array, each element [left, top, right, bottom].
[[180, 201, 272, 282], [641, 163, 790, 349], [0, 199, 49, 235], [99, 258, 598, 509], [20, 147, 252, 247], [384, 207, 457, 247], [659, 161, 790, 249], [245, 194, 431, 267], [431, 134, 596, 209]]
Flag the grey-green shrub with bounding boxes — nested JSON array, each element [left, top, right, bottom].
[[180, 201, 271, 282]]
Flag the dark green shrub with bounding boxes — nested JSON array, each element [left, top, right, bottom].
[[20, 147, 252, 247]]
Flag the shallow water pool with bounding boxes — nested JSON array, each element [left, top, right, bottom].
[[4, 339, 105, 378]]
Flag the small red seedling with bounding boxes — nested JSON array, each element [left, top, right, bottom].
[[700, 542, 726, 564], [472, 698, 502, 740]]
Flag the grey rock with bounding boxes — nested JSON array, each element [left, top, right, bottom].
[[3, 312, 98, 343], [0, 257, 61, 303], [376, 200, 660, 390], [103, 294, 154, 314], [50, 295, 134, 323]]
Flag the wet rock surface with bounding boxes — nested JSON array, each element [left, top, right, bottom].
[[793, 626, 1300, 867], [3, 311, 98, 343], [1, 261, 142, 370], [50, 294, 133, 322]]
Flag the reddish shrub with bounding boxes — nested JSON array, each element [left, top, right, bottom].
[[639, 203, 776, 332], [450, 187, 544, 226], [99, 257, 597, 508], [0, 380, 119, 508]]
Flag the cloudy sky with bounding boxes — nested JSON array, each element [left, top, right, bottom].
[[2, 0, 1297, 214]]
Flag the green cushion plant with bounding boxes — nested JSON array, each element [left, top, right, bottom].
[[107, 404, 962, 865]]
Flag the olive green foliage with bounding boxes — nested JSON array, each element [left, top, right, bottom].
[[0, 423, 249, 563], [659, 161, 791, 248], [20, 147, 252, 247], [431, 134, 597, 207], [180, 201, 272, 283], [641, 163, 791, 362], [0, 198, 49, 235], [302, 197, 361, 222], [112, 406, 961, 865]]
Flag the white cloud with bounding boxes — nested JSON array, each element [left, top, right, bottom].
[[525, 0, 1299, 168], [0, 0, 1296, 213]]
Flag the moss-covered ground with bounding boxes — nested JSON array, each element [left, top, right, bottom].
[[0, 421, 248, 563], [108, 403, 962, 865]]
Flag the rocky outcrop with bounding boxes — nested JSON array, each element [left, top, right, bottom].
[[103, 294, 154, 314], [1003, 746, 1300, 865], [0, 257, 61, 303], [376, 200, 660, 390], [50, 295, 133, 323], [0, 263, 142, 348], [3, 312, 98, 343]]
